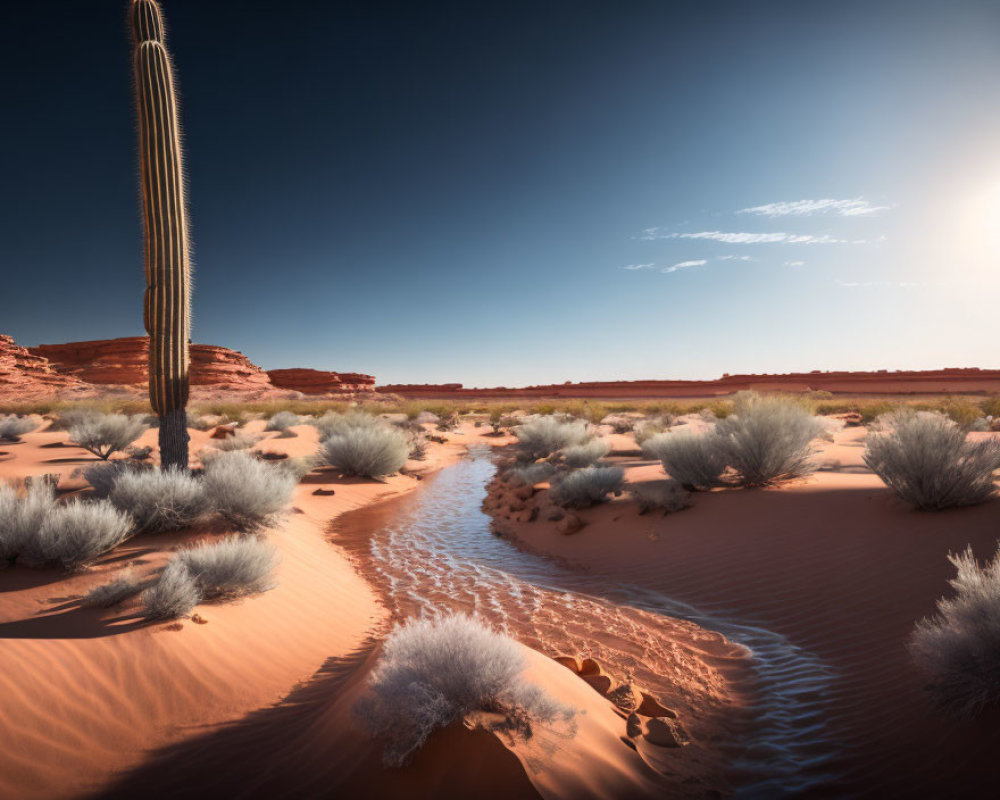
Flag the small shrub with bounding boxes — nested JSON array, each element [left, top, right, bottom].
[[68, 413, 148, 460], [0, 483, 58, 564], [550, 466, 625, 509], [980, 397, 1000, 418], [202, 451, 297, 531], [715, 392, 825, 487], [142, 560, 201, 620], [318, 426, 410, 478], [109, 468, 211, 533], [209, 431, 262, 452], [25, 500, 134, 569], [0, 415, 38, 442], [969, 418, 990, 433], [357, 614, 574, 766], [507, 462, 555, 486], [265, 411, 301, 433], [601, 415, 635, 434], [910, 544, 1000, 717], [642, 430, 728, 490], [515, 416, 589, 460], [560, 439, 610, 468], [633, 419, 668, 446], [83, 568, 145, 608], [175, 534, 278, 598], [408, 433, 428, 461], [864, 411, 1000, 510], [82, 460, 151, 498], [311, 411, 383, 440], [627, 480, 693, 515]]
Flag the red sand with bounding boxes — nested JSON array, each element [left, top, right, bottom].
[[495, 424, 1000, 796]]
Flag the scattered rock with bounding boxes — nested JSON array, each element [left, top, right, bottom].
[[553, 655, 581, 673], [557, 513, 584, 535], [257, 451, 287, 460], [637, 692, 678, 718], [834, 412, 864, 427], [190, 614, 208, 625], [607, 683, 643, 712], [644, 717, 688, 748], [210, 424, 238, 439], [312, 488, 336, 496], [626, 712, 643, 738]]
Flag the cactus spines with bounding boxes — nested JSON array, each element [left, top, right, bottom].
[[130, 0, 191, 468]]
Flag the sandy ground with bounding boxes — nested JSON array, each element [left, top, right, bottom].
[[494, 421, 1000, 796], [0, 419, 742, 800]]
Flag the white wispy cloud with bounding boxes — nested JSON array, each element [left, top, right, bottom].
[[719, 255, 754, 262], [622, 263, 655, 270], [641, 230, 850, 244], [785, 260, 805, 267], [738, 198, 891, 217], [836, 279, 928, 288], [662, 259, 707, 274]]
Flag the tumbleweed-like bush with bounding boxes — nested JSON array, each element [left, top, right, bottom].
[[142, 560, 201, 620], [864, 411, 1000, 510], [25, 500, 134, 569], [109, 467, 211, 533], [202, 450, 297, 531], [515, 416, 590, 460], [715, 392, 825, 486], [265, 411, 301, 433], [357, 614, 574, 766], [0, 415, 38, 442], [311, 411, 384, 440], [627, 480, 693, 515], [910, 544, 1000, 717], [560, 438, 610, 468], [68, 413, 148, 460], [0, 482, 58, 564], [83, 568, 146, 608], [174, 534, 278, 599], [549, 465, 625, 509], [507, 462, 556, 486], [318, 425, 411, 478], [82, 460, 151, 498], [642, 430, 728, 490], [208, 431, 262, 452]]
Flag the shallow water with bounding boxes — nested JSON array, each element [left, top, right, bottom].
[[334, 447, 844, 797]]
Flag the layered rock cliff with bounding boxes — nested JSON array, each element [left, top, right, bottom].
[[267, 368, 376, 395], [0, 335, 93, 401], [30, 337, 274, 392]]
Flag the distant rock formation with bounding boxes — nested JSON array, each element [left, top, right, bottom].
[[267, 368, 376, 395], [30, 337, 273, 392], [377, 369, 1000, 399], [0, 335, 94, 401]]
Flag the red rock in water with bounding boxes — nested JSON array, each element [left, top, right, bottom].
[[267, 368, 376, 395], [0, 335, 93, 401]]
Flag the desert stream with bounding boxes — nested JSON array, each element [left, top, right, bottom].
[[333, 447, 843, 797]]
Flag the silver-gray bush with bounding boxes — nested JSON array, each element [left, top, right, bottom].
[[0, 415, 38, 442], [549, 465, 625, 509], [864, 411, 1000, 510], [109, 467, 211, 533], [25, 500, 134, 569], [641, 430, 728, 490], [910, 544, 1000, 716], [142, 560, 201, 620], [515, 416, 590, 460], [202, 450, 297, 531], [560, 438, 611, 468], [318, 426, 411, 478], [715, 392, 825, 486], [356, 614, 575, 766], [68, 413, 148, 460], [175, 534, 278, 598]]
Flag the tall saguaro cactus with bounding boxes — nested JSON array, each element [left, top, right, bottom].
[[130, 0, 191, 468]]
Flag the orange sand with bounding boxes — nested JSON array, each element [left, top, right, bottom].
[[496, 422, 1000, 796]]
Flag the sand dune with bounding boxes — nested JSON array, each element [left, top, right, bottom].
[[498, 424, 1000, 796]]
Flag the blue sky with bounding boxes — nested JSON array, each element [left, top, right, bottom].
[[4, 0, 1000, 386]]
